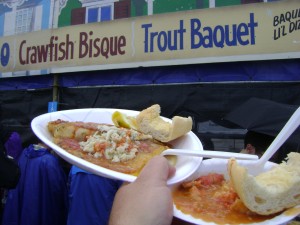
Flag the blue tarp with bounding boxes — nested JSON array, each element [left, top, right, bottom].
[[0, 59, 299, 90], [59, 59, 300, 87]]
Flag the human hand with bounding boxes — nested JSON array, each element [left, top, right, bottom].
[[108, 155, 176, 225]]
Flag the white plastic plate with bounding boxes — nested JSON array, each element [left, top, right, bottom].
[[173, 158, 300, 225], [31, 108, 203, 185]]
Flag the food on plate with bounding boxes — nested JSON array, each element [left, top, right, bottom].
[[135, 104, 193, 142], [173, 173, 278, 224], [173, 152, 300, 224], [47, 119, 171, 175], [112, 104, 193, 142], [112, 111, 138, 130], [228, 152, 300, 215]]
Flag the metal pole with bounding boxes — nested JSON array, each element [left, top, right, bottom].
[[52, 73, 59, 103]]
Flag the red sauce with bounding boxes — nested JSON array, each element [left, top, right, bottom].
[[49, 120, 174, 175], [173, 173, 279, 224], [54, 136, 169, 175]]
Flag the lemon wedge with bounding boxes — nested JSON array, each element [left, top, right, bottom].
[[112, 111, 138, 130]]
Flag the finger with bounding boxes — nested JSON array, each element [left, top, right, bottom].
[[137, 155, 175, 185]]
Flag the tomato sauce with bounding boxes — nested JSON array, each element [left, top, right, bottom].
[[49, 120, 175, 175], [173, 173, 278, 224], [54, 136, 170, 175]]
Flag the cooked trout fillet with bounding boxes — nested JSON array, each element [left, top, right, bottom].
[[48, 119, 170, 175]]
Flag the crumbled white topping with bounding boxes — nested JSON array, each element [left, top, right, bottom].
[[79, 125, 151, 162]]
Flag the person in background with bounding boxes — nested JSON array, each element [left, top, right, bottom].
[[239, 131, 298, 163], [0, 126, 22, 188], [3, 132, 23, 162], [1, 143, 68, 225], [240, 131, 275, 159], [0, 126, 22, 222], [67, 166, 123, 225], [109, 156, 176, 225]]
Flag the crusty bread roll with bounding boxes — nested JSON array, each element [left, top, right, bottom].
[[228, 152, 300, 215], [136, 104, 192, 142]]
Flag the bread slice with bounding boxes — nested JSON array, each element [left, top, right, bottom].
[[136, 104, 192, 142], [228, 152, 300, 215]]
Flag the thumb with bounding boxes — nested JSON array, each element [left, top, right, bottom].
[[136, 156, 176, 185]]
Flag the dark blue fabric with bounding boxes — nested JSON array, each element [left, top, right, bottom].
[[0, 59, 299, 90], [0, 75, 53, 91], [4, 132, 22, 161], [67, 166, 123, 225], [1, 144, 68, 225], [58, 59, 300, 86]]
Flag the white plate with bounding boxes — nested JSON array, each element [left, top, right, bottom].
[[31, 108, 203, 185], [173, 158, 300, 225]]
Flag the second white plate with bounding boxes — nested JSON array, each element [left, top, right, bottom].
[[173, 158, 300, 224]]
